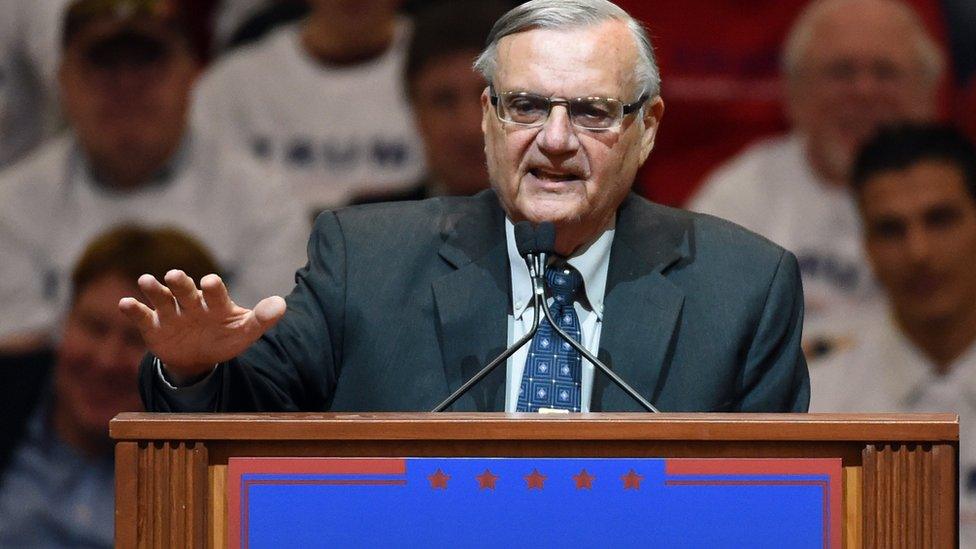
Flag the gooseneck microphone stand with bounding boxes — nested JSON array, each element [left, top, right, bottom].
[[535, 267, 659, 413], [432, 221, 660, 413], [431, 222, 549, 412]]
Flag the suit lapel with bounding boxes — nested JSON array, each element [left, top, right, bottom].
[[593, 195, 690, 411], [432, 192, 510, 411]]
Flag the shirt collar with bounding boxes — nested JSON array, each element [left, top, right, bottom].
[[505, 217, 614, 320]]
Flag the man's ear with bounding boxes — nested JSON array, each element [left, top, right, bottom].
[[480, 86, 492, 135], [638, 96, 665, 164]]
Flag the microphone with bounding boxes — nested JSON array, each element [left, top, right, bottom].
[[431, 221, 550, 412], [520, 223, 660, 413], [516, 220, 555, 285], [534, 270, 660, 413], [432, 221, 659, 413]]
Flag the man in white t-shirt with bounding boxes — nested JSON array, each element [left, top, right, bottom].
[[192, 0, 426, 216], [807, 124, 976, 540], [351, 0, 511, 205], [0, 0, 69, 169], [688, 0, 944, 353], [0, 0, 307, 354]]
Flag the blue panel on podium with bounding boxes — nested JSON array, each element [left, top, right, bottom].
[[228, 457, 841, 548]]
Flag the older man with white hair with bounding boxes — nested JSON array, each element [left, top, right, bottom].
[[689, 0, 944, 356], [125, 0, 809, 414]]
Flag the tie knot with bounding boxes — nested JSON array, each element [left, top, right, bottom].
[[545, 266, 583, 304]]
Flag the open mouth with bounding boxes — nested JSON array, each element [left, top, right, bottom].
[[529, 168, 582, 182]]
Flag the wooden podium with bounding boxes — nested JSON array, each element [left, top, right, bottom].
[[110, 412, 958, 548]]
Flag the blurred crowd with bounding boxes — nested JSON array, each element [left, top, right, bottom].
[[0, 0, 974, 545]]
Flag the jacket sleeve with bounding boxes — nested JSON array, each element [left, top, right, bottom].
[[139, 211, 347, 412], [735, 249, 810, 412]]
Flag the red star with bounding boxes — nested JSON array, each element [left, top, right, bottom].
[[621, 469, 644, 490], [524, 469, 547, 489], [428, 469, 450, 489], [573, 469, 594, 490], [476, 469, 499, 490]]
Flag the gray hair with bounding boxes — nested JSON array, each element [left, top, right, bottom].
[[473, 0, 660, 99], [782, 0, 944, 86]]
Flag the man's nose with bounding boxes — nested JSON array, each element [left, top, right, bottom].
[[903, 226, 934, 263], [851, 71, 881, 97], [103, 67, 153, 93], [537, 105, 580, 154], [848, 66, 897, 99], [93, 333, 131, 371]]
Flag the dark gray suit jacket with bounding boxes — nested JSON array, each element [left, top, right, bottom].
[[140, 191, 809, 412]]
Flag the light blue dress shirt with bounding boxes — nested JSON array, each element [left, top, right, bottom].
[[503, 218, 614, 412]]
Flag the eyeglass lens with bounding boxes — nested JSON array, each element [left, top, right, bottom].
[[498, 93, 623, 129]]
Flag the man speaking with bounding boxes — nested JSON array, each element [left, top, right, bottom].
[[123, 0, 809, 413]]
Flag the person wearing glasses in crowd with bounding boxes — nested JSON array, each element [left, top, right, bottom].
[[126, 0, 808, 414], [0, 0, 307, 356], [688, 0, 944, 358]]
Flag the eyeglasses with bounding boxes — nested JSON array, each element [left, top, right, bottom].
[[489, 87, 649, 131]]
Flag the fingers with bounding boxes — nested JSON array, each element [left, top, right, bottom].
[[241, 296, 286, 340], [138, 271, 223, 321], [200, 273, 235, 312], [119, 297, 157, 332], [137, 274, 178, 320], [252, 296, 287, 328], [164, 269, 205, 314]]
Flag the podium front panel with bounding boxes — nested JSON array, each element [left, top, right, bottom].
[[110, 412, 959, 548]]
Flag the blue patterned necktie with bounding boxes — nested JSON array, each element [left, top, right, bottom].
[[517, 265, 583, 412]]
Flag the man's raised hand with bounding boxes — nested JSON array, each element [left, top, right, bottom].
[[118, 270, 286, 385]]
